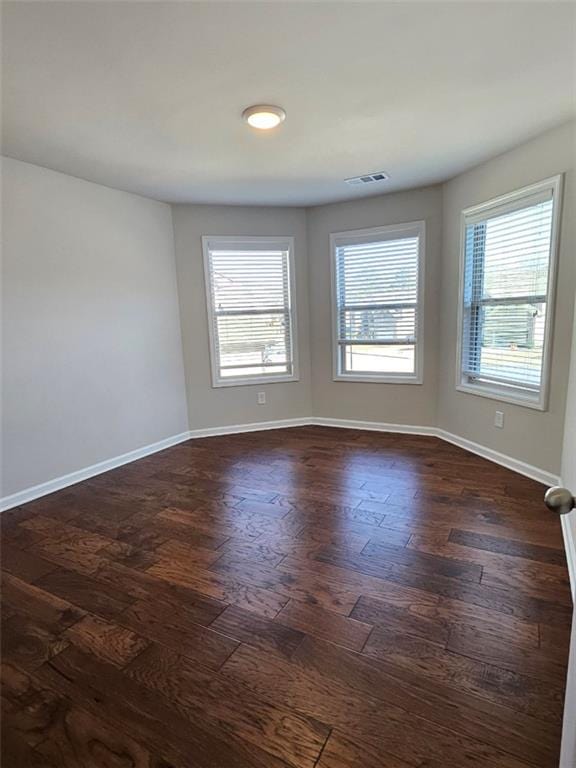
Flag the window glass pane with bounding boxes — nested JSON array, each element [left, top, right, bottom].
[[221, 365, 289, 378], [334, 227, 422, 379], [476, 302, 546, 388], [341, 307, 416, 343], [480, 201, 553, 299], [338, 238, 419, 306], [205, 242, 295, 383], [460, 185, 557, 403], [344, 344, 415, 374], [216, 313, 290, 372], [211, 250, 288, 310]]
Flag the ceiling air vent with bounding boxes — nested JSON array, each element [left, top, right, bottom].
[[345, 171, 389, 187]]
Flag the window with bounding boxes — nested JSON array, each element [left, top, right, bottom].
[[202, 236, 298, 387], [457, 176, 562, 410], [331, 221, 425, 383]]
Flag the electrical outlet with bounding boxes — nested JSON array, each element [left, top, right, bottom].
[[494, 411, 504, 429], [257, 392, 266, 405]]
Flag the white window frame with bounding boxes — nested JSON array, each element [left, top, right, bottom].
[[455, 175, 563, 411], [202, 235, 299, 388], [330, 221, 426, 384]]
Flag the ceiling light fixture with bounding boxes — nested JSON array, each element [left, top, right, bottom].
[[242, 105, 286, 130]]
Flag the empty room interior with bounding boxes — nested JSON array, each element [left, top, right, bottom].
[[2, 1, 576, 766]]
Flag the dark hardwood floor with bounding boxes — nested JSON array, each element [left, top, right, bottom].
[[1, 426, 572, 767]]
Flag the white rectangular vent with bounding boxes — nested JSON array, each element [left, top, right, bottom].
[[345, 171, 389, 186]]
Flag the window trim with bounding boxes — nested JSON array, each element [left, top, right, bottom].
[[202, 235, 299, 388], [455, 175, 563, 411], [330, 221, 426, 384]]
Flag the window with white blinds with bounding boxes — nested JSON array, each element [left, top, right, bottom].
[[458, 176, 562, 409], [202, 236, 298, 387], [331, 221, 425, 382]]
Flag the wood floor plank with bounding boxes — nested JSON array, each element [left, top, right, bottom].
[[349, 594, 449, 645], [1, 662, 169, 767], [445, 624, 568, 683], [2, 572, 85, 630], [349, 592, 542, 650], [360, 539, 483, 582], [39, 647, 294, 768], [155, 538, 224, 568], [275, 599, 372, 652], [210, 604, 305, 658], [19, 516, 116, 572], [362, 625, 564, 723], [278, 554, 441, 609], [313, 549, 572, 625], [289, 636, 561, 767], [408, 533, 571, 601], [480, 563, 572, 603], [119, 599, 238, 669], [126, 643, 330, 768], [34, 702, 158, 768], [65, 614, 150, 668], [211, 554, 360, 615], [1, 544, 59, 583], [382, 514, 565, 548], [1, 662, 67, 749], [34, 567, 135, 621], [93, 558, 227, 619], [1, 427, 570, 767], [2, 613, 70, 671], [1, 723, 60, 768], [448, 529, 567, 565], [216, 538, 288, 566], [221, 642, 537, 768], [99, 539, 158, 570], [147, 558, 288, 618], [316, 731, 413, 768], [540, 622, 572, 654]]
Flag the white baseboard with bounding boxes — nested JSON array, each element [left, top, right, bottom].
[[310, 416, 559, 487], [1, 415, 559, 513], [310, 416, 435, 437], [0, 431, 192, 512], [186, 417, 311, 440], [435, 428, 560, 487], [0, 419, 311, 512], [561, 512, 576, 602]]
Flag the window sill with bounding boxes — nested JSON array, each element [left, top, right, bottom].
[[212, 374, 299, 388], [456, 382, 546, 411], [334, 373, 422, 385]]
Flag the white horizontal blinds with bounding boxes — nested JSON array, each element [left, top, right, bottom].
[[207, 245, 293, 380], [336, 234, 419, 374], [462, 194, 554, 393]]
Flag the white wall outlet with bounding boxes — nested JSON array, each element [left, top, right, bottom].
[[494, 410, 504, 428], [257, 392, 266, 405]]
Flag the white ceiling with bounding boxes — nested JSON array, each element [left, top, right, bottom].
[[2, 1, 575, 206]]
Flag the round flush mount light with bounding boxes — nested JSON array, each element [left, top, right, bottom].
[[242, 104, 286, 130]]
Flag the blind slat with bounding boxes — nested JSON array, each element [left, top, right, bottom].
[[461, 196, 554, 396], [206, 245, 294, 381], [335, 232, 421, 376]]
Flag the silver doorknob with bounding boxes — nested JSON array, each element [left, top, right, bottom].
[[544, 486, 575, 515]]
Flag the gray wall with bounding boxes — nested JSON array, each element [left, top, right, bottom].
[[2, 157, 189, 497], [306, 186, 443, 426], [437, 121, 576, 474], [171, 204, 312, 429], [4, 121, 574, 499]]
